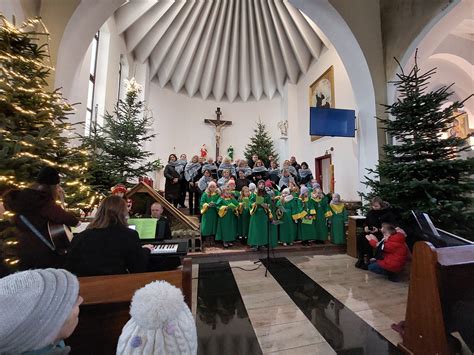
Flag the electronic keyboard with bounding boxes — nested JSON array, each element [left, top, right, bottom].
[[145, 241, 188, 257]]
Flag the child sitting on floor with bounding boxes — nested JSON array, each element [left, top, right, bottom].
[[366, 223, 409, 281]]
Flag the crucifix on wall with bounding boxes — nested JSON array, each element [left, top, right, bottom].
[[204, 107, 232, 159]]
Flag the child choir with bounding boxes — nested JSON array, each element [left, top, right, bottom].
[[195, 155, 348, 249]]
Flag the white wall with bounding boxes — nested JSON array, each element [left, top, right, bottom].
[[145, 83, 284, 163], [288, 45, 359, 201]]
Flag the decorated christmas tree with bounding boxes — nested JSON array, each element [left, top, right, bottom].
[[0, 16, 94, 212], [83, 78, 156, 193], [362, 55, 474, 238], [244, 120, 278, 166]]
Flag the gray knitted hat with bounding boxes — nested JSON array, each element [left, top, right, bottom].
[[0, 269, 79, 353], [117, 281, 197, 355]]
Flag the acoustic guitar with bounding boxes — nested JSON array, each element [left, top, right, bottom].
[[47, 222, 74, 256]]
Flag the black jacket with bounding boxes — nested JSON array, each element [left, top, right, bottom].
[[65, 225, 150, 276]]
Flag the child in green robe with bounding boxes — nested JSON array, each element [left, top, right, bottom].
[[248, 180, 273, 251], [200, 181, 220, 245], [276, 188, 301, 246], [289, 181, 300, 198], [265, 181, 279, 249], [298, 186, 317, 245], [238, 186, 251, 243], [216, 186, 239, 248], [329, 193, 348, 245], [227, 179, 240, 200], [311, 188, 332, 243]]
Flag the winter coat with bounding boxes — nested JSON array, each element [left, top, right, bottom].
[[364, 207, 400, 239], [369, 232, 409, 273], [164, 164, 180, 201], [2, 188, 78, 271]]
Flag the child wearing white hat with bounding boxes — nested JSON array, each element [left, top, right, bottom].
[[117, 281, 197, 355], [0, 268, 82, 354]]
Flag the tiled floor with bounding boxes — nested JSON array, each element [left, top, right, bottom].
[[194, 254, 408, 354]]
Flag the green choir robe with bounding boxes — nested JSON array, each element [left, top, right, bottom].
[[238, 197, 251, 237], [329, 203, 348, 245], [312, 197, 332, 241], [298, 198, 317, 241], [200, 192, 219, 236], [248, 193, 272, 247], [268, 195, 279, 248], [215, 196, 239, 242], [276, 196, 300, 243]]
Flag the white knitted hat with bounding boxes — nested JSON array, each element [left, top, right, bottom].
[[117, 281, 197, 355], [0, 269, 79, 353]]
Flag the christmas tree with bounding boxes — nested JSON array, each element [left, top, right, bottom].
[[83, 78, 156, 193], [244, 120, 278, 166], [0, 16, 94, 212], [362, 55, 474, 238]]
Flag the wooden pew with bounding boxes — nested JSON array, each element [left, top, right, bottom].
[[400, 242, 474, 355], [67, 258, 192, 355]]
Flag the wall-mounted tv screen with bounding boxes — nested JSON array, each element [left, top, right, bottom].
[[310, 107, 356, 137]]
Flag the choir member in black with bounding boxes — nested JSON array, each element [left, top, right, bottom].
[[282, 159, 298, 179], [252, 159, 268, 182], [298, 162, 313, 186], [66, 196, 153, 276], [248, 154, 258, 169], [278, 168, 295, 191], [164, 154, 181, 207], [290, 156, 301, 172], [268, 161, 280, 185], [149, 202, 172, 240], [176, 153, 188, 208], [217, 156, 236, 178], [215, 155, 223, 168], [236, 160, 252, 178], [266, 154, 275, 168], [236, 170, 250, 191], [202, 158, 218, 180], [355, 197, 400, 269], [198, 169, 213, 192], [185, 155, 203, 215]]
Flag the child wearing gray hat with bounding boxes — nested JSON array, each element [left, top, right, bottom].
[[117, 280, 197, 355], [0, 268, 82, 354]]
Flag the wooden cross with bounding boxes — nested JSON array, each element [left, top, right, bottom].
[[204, 107, 232, 159]]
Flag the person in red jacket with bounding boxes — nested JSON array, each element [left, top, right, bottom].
[[366, 223, 408, 281]]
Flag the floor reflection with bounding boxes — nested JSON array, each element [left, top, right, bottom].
[[264, 258, 402, 355], [196, 262, 262, 355]]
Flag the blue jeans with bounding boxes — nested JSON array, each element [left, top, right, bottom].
[[368, 262, 388, 275]]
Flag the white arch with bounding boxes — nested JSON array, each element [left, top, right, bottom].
[[54, 0, 124, 101], [290, 0, 378, 194]]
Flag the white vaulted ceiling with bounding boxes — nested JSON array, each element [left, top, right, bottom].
[[114, 0, 326, 102]]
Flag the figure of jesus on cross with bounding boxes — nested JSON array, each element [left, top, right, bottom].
[[204, 107, 232, 160]]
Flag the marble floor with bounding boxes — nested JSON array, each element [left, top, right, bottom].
[[193, 254, 409, 354]]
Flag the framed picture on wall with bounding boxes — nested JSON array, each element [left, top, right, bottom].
[[309, 66, 335, 141], [449, 111, 470, 139]]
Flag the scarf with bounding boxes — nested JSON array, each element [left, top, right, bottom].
[[184, 162, 201, 181], [175, 159, 187, 174], [236, 167, 253, 177], [268, 168, 280, 176], [198, 175, 212, 191], [298, 168, 313, 179], [217, 176, 230, 187], [167, 161, 178, 167], [201, 163, 217, 172], [278, 175, 294, 189], [252, 166, 267, 173], [282, 166, 297, 176], [218, 162, 236, 176]]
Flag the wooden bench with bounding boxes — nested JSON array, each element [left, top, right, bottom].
[[400, 242, 474, 354], [67, 258, 192, 355]]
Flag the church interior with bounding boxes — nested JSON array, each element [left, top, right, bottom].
[[0, 0, 473, 354]]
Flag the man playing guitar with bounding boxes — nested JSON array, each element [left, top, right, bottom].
[[2, 167, 79, 273]]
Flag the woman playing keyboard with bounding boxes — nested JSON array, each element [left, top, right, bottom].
[[65, 196, 154, 276]]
